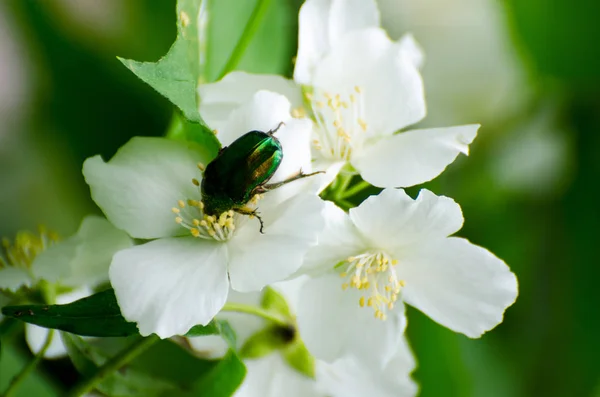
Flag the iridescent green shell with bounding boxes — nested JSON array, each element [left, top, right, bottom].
[[201, 130, 283, 215]]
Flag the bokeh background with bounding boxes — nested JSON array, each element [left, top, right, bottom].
[[0, 0, 598, 396]]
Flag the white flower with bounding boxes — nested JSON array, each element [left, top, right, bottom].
[[297, 188, 518, 365], [0, 216, 131, 358], [83, 91, 325, 338], [377, 0, 528, 126], [316, 338, 418, 397], [199, 5, 478, 190], [188, 277, 418, 397]]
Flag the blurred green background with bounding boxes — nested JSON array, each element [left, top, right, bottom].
[[0, 0, 598, 396]]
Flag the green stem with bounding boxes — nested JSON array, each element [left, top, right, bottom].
[[217, 0, 273, 80], [337, 198, 355, 209], [338, 180, 372, 199], [66, 335, 160, 397], [222, 302, 287, 326], [333, 173, 353, 200], [2, 330, 54, 397]]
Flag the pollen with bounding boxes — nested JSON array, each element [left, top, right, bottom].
[[292, 107, 307, 118], [338, 251, 404, 321], [0, 228, 59, 271], [172, 169, 264, 241], [309, 86, 368, 162]]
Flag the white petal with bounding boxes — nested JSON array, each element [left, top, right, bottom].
[[199, 72, 303, 128], [400, 237, 518, 338], [349, 189, 463, 249], [385, 336, 417, 378], [187, 335, 229, 360], [313, 158, 345, 193], [329, 0, 381, 45], [295, 0, 380, 84], [25, 325, 67, 360], [83, 137, 207, 239], [398, 33, 425, 69], [109, 237, 229, 338], [25, 288, 92, 360], [271, 118, 313, 184], [297, 274, 403, 365], [317, 346, 418, 397], [228, 193, 324, 292], [302, 202, 366, 275], [235, 354, 319, 397], [353, 124, 479, 188], [215, 90, 293, 147], [32, 216, 132, 287], [0, 267, 31, 291], [312, 28, 426, 135]]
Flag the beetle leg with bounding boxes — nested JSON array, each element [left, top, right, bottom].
[[234, 206, 265, 234], [267, 121, 285, 136], [258, 169, 325, 192]]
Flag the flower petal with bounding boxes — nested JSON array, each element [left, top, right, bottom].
[[295, 0, 380, 84], [0, 267, 31, 291], [32, 216, 132, 287], [235, 354, 319, 397], [297, 274, 403, 365], [228, 193, 324, 292], [398, 33, 425, 69], [353, 124, 479, 188], [302, 202, 366, 275], [312, 28, 426, 135], [83, 137, 207, 239], [186, 335, 229, 360], [270, 118, 313, 184], [214, 90, 294, 147], [317, 343, 418, 397], [349, 189, 463, 249], [400, 237, 518, 338], [109, 237, 229, 338], [25, 324, 67, 360], [312, 158, 345, 192], [198, 72, 303, 128]]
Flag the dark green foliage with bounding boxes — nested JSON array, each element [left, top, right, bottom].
[[1, 289, 138, 337]]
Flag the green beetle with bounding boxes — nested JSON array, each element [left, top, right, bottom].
[[201, 123, 320, 232]]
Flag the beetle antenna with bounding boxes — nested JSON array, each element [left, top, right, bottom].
[[268, 121, 285, 136]]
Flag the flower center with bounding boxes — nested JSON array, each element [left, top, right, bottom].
[[305, 86, 369, 162], [338, 251, 405, 320], [171, 163, 258, 242], [0, 228, 59, 270]]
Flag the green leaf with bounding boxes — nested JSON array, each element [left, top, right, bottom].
[[260, 287, 292, 319], [1, 289, 138, 337], [166, 111, 221, 160], [187, 351, 246, 397], [118, 0, 207, 122], [282, 340, 315, 379], [185, 320, 236, 348], [62, 334, 177, 397], [2, 289, 235, 341]]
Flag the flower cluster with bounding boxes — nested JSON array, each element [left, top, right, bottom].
[[1, 0, 519, 395]]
